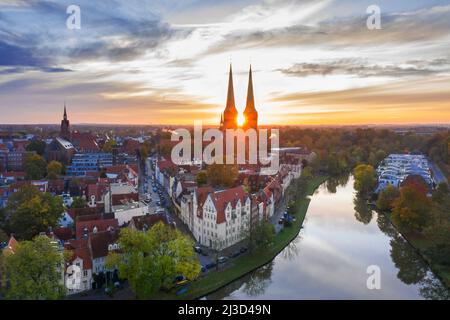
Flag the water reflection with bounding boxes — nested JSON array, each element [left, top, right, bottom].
[[353, 195, 373, 225], [206, 176, 449, 300]]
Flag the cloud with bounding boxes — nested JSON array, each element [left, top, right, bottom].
[[278, 58, 450, 78], [200, 4, 450, 56]]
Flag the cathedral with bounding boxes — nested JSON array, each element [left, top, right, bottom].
[[220, 64, 258, 131]]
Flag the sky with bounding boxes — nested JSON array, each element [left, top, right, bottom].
[[0, 0, 450, 126]]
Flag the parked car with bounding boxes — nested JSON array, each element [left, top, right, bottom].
[[278, 217, 285, 224], [218, 256, 228, 264], [228, 251, 240, 258], [200, 265, 207, 273], [194, 246, 202, 253], [240, 246, 248, 253], [205, 262, 217, 269]]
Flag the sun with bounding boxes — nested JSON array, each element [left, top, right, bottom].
[[237, 114, 245, 127]]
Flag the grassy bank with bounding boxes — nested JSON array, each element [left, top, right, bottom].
[[168, 175, 328, 300], [383, 212, 450, 288]]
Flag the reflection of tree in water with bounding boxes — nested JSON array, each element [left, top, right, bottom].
[[281, 236, 301, 261], [390, 236, 427, 285], [326, 174, 350, 194], [376, 212, 397, 238], [418, 276, 450, 300], [242, 261, 274, 297], [353, 195, 373, 224]]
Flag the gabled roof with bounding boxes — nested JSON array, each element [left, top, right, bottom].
[[203, 186, 249, 224], [75, 218, 119, 239], [5, 236, 18, 254], [89, 229, 120, 259]]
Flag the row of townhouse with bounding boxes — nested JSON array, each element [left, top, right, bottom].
[[176, 167, 301, 251]]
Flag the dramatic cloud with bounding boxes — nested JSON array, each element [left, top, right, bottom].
[[0, 0, 450, 125], [279, 58, 450, 78]]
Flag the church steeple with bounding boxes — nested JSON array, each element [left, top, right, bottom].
[[243, 65, 258, 130], [60, 102, 71, 140], [63, 102, 67, 121], [221, 64, 238, 129]]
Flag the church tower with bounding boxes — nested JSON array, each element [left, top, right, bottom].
[[60, 103, 71, 140], [243, 65, 258, 130], [220, 64, 238, 130]]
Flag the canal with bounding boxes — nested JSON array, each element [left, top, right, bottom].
[[207, 176, 449, 300]]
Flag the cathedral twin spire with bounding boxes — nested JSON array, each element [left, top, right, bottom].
[[221, 64, 258, 130]]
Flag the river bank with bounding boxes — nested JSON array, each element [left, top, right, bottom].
[[168, 175, 328, 300], [380, 211, 450, 289]]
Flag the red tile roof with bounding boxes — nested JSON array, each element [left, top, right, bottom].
[[89, 230, 120, 259], [75, 218, 119, 239], [68, 246, 92, 270], [211, 186, 248, 223], [6, 236, 18, 254]]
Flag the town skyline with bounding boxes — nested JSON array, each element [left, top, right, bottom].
[[1, 0, 450, 125]]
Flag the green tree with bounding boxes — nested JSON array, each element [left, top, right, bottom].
[[47, 161, 63, 180], [206, 164, 238, 188], [391, 186, 431, 232], [0, 228, 8, 244], [376, 184, 400, 211], [5, 185, 64, 240], [3, 235, 65, 299], [71, 196, 87, 209], [24, 154, 47, 180], [353, 164, 377, 195], [249, 221, 275, 252], [195, 171, 208, 186], [26, 140, 46, 156], [106, 222, 200, 299]]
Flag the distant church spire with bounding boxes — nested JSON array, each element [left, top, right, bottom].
[[63, 102, 67, 120], [243, 65, 258, 130], [60, 102, 71, 140]]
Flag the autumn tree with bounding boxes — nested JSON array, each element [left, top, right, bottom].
[[2, 235, 65, 299], [376, 184, 400, 211], [3, 185, 64, 240], [102, 139, 117, 153], [391, 186, 431, 232], [47, 160, 63, 180], [106, 222, 200, 299], [353, 164, 377, 195], [24, 154, 47, 180]]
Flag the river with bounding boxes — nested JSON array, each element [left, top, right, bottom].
[[206, 176, 449, 300]]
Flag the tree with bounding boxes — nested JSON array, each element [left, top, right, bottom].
[[249, 221, 275, 252], [26, 140, 46, 156], [24, 154, 47, 180], [0, 228, 8, 244], [71, 196, 87, 209], [106, 222, 200, 299], [4, 185, 64, 240], [195, 171, 208, 186], [47, 161, 63, 180], [102, 139, 117, 153], [206, 164, 238, 188], [376, 184, 400, 211], [353, 164, 377, 195], [2, 235, 65, 299], [391, 186, 431, 232]]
